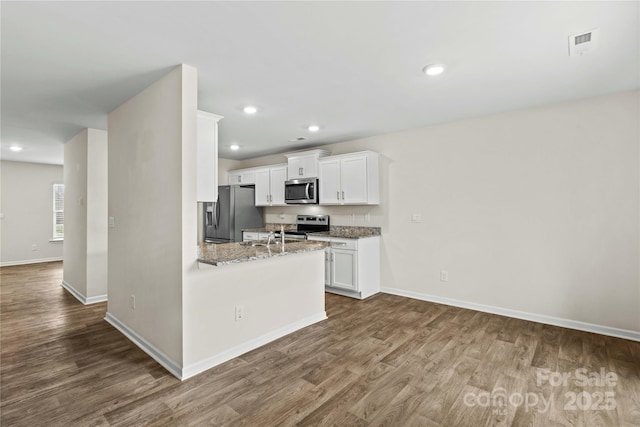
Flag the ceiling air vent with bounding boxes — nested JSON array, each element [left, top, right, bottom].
[[568, 28, 598, 56]]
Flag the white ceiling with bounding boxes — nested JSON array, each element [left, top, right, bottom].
[[2, 1, 638, 165]]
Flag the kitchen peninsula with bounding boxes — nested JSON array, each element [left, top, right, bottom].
[[197, 239, 330, 266], [182, 239, 330, 378]]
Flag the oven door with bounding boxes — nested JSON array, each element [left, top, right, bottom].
[[285, 178, 318, 204]]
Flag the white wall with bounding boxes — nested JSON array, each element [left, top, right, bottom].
[[107, 65, 197, 366], [0, 161, 64, 266], [63, 131, 88, 294], [62, 128, 108, 302], [235, 90, 640, 334], [86, 129, 108, 299]]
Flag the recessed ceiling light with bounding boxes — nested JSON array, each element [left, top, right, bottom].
[[423, 64, 446, 76], [229, 144, 240, 151], [9, 145, 23, 152], [243, 106, 257, 114], [308, 125, 320, 132]]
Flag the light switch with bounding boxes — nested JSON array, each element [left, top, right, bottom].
[[411, 213, 422, 223], [108, 216, 115, 228]]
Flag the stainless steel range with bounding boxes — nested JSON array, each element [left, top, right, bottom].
[[281, 215, 330, 240]]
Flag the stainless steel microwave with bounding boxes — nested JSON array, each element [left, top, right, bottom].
[[285, 178, 318, 204]]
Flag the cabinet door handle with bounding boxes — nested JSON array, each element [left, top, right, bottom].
[[299, 167, 303, 176], [342, 191, 345, 200], [337, 191, 340, 200]]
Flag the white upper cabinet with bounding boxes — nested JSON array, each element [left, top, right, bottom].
[[228, 168, 256, 185], [340, 155, 369, 204], [269, 165, 287, 205], [318, 151, 380, 205], [197, 110, 223, 202], [254, 164, 287, 206], [254, 168, 270, 205], [285, 149, 330, 179], [318, 158, 341, 204]]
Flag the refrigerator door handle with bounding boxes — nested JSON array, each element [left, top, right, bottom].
[[215, 200, 221, 229]]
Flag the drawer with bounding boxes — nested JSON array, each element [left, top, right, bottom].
[[330, 238, 358, 250], [243, 232, 259, 241], [308, 235, 358, 250]]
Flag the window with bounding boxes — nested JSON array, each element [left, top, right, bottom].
[[53, 184, 64, 239]]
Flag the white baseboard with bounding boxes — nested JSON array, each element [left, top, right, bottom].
[[325, 286, 362, 299], [104, 312, 183, 380], [182, 311, 328, 380], [1, 257, 63, 267], [61, 281, 107, 305], [381, 287, 640, 342]]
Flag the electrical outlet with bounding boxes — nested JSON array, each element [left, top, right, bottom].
[[108, 217, 115, 228], [440, 270, 449, 282], [130, 295, 136, 309], [31, 244, 38, 251], [235, 305, 244, 321], [412, 213, 422, 223]]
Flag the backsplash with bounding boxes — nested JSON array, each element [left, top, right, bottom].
[[264, 205, 383, 227]]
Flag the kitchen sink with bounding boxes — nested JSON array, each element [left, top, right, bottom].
[[239, 239, 302, 247]]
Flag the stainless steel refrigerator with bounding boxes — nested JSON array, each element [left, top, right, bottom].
[[204, 186, 264, 243]]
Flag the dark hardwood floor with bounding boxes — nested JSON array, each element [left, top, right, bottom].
[[1, 261, 639, 426]]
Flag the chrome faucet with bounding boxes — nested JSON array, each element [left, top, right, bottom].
[[280, 225, 285, 245], [266, 231, 276, 247]]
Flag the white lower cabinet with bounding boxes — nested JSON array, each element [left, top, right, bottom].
[[330, 248, 358, 291], [309, 235, 380, 299]]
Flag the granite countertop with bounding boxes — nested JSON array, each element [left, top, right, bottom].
[[198, 240, 331, 266], [242, 223, 296, 233], [309, 226, 381, 239], [244, 224, 381, 239]]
